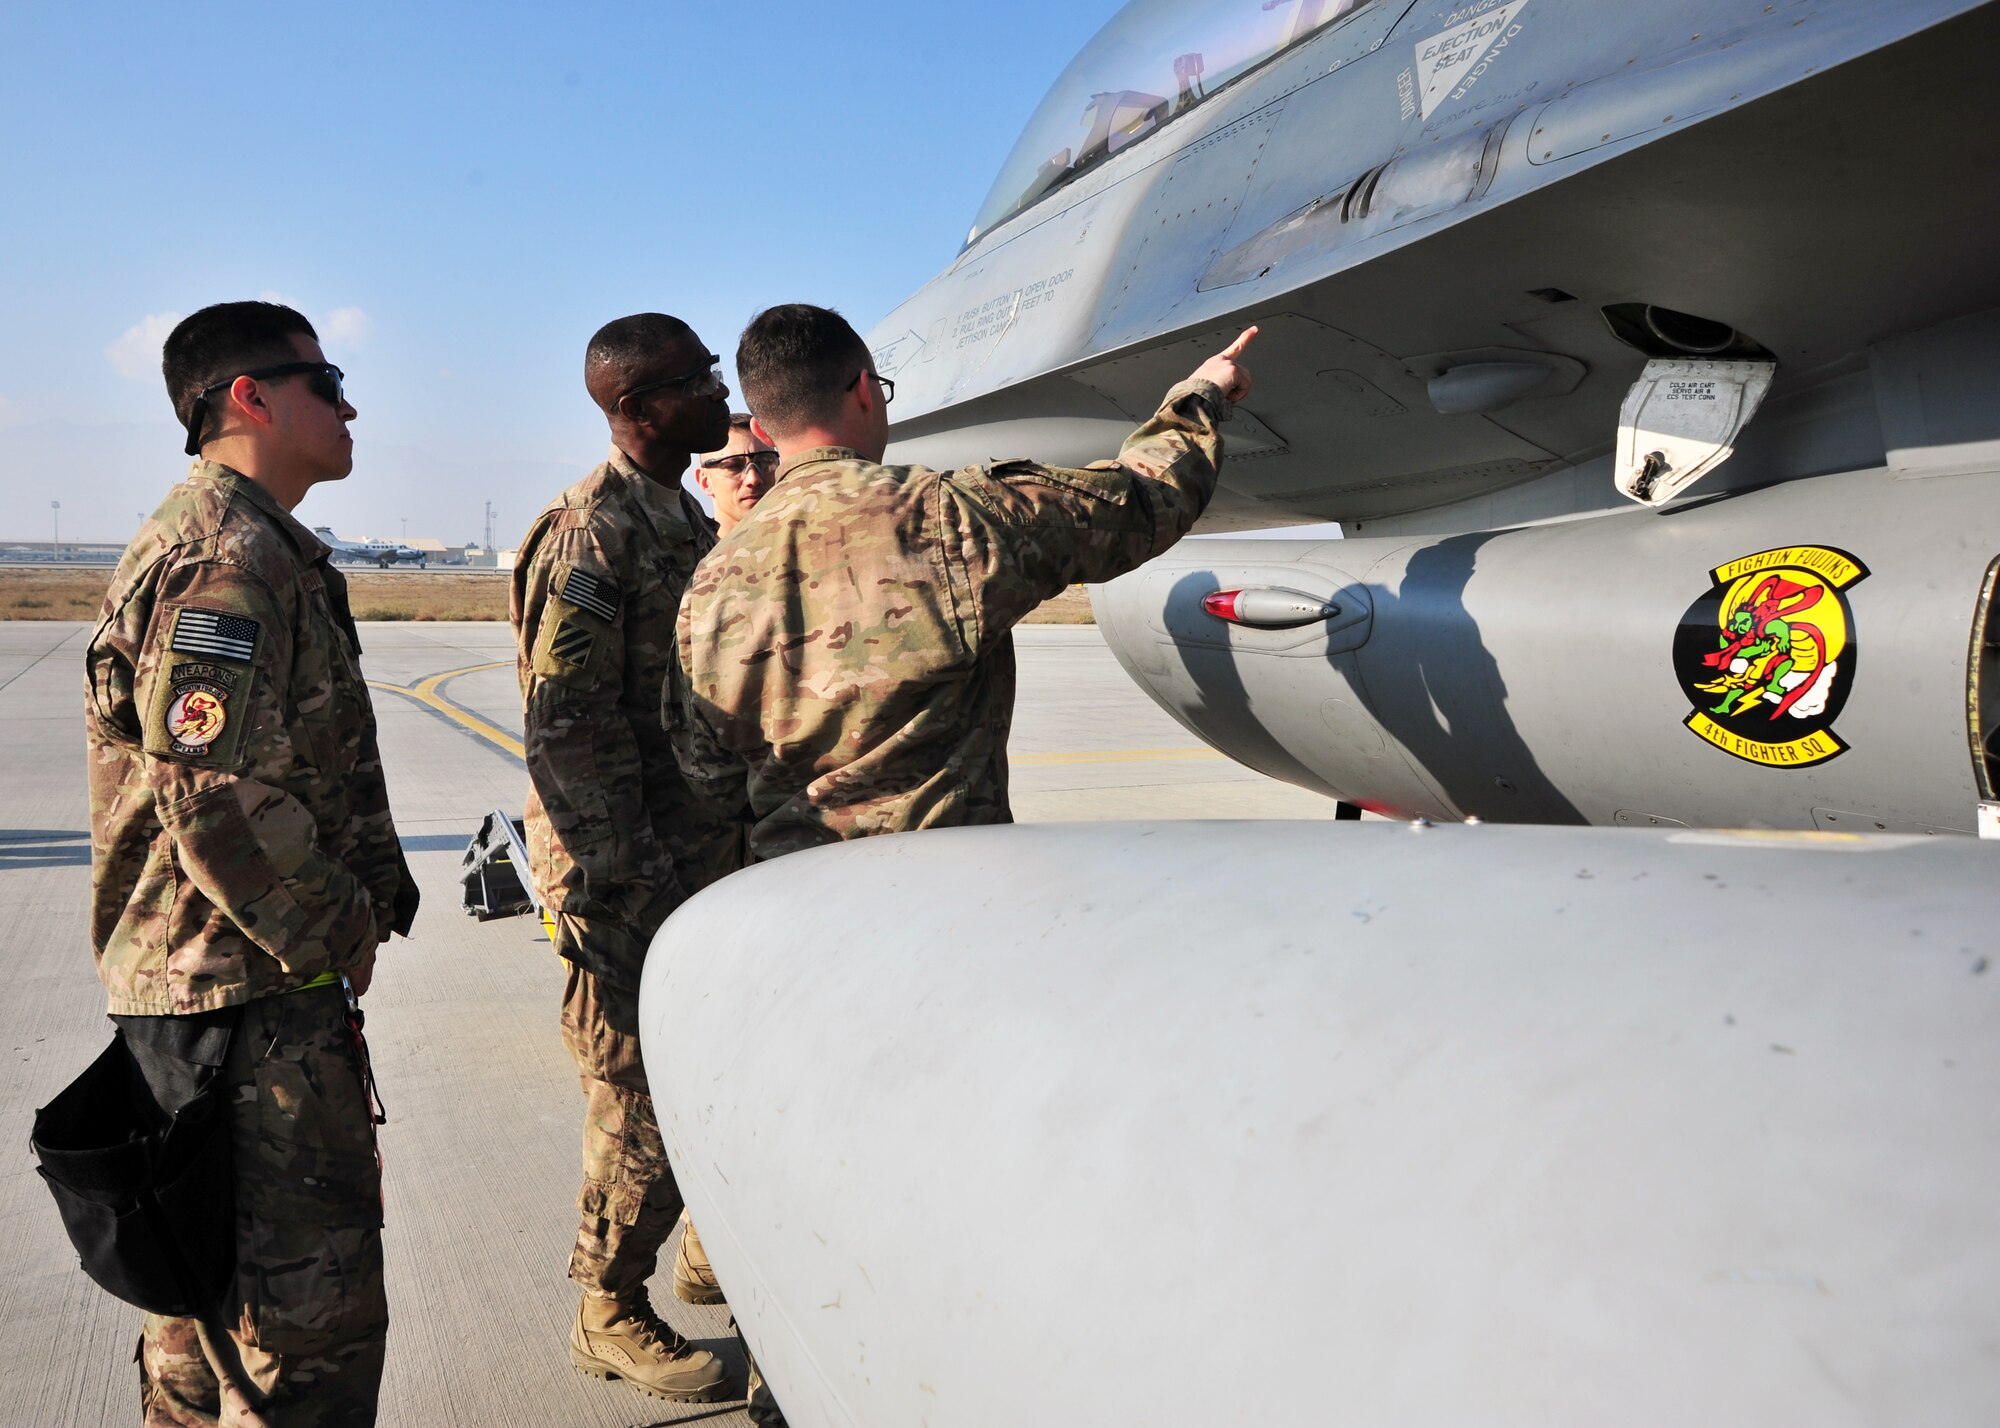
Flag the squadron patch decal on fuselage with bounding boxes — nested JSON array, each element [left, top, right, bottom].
[[1671, 545, 1869, 768]]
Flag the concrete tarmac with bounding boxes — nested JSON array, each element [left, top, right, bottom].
[[0, 620, 1335, 1426]]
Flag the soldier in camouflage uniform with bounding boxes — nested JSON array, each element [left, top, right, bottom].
[[669, 305, 1255, 1424], [511, 313, 745, 1404], [87, 300, 419, 1425], [673, 304, 1257, 860], [649, 414, 781, 1311], [693, 413, 778, 535]]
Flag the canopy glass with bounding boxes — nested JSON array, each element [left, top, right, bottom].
[[967, 0, 1376, 246]]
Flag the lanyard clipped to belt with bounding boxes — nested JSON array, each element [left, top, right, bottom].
[[340, 974, 389, 1126]]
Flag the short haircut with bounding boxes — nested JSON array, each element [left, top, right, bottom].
[[162, 301, 318, 437], [699, 413, 760, 464], [585, 312, 695, 413], [736, 304, 871, 438]]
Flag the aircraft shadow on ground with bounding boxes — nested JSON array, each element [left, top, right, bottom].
[[0, 829, 91, 870]]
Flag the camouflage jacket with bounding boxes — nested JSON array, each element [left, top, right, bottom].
[[673, 378, 1228, 863], [86, 463, 418, 1015], [513, 447, 747, 986]]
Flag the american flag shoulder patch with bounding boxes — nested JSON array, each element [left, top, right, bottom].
[[560, 567, 621, 622], [170, 607, 260, 663]]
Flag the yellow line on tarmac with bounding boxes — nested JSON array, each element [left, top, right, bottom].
[[368, 661, 523, 760], [370, 659, 1221, 771], [1014, 747, 1223, 765]]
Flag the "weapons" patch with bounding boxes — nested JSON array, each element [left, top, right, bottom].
[[162, 663, 240, 756]]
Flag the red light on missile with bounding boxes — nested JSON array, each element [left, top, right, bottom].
[[1203, 590, 1245, 622], [1202, 588, 1340, 629]]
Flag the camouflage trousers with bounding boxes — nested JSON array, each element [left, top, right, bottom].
[[560, 960, 684, 1301], [140, 986, 387, 1427], [745, 1348, 790, 1426]]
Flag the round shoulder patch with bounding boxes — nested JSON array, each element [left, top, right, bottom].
[[166, 678, 230, 752]]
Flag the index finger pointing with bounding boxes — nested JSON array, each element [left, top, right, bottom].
[[1220, 325, 1259, 358]]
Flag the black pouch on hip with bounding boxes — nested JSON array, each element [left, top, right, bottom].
[[30, 1007, 240, 1315]]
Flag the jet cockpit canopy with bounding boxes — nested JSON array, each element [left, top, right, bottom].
[[966, 0, 1374, 247]]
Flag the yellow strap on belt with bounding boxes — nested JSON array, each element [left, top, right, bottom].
[[294, 970, 342, 993]]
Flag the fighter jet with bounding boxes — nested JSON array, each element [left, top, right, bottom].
[[867, 0, 2000, 837], [311, 526, 429, 568], [644, 3, 2000, 1421]]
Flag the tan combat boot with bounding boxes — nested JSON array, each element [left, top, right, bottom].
[[672, 1213, 726, 1305], [570, 1292, 729, 1402]]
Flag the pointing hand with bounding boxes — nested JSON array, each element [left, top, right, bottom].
[[1190, 325, 1258, 405]]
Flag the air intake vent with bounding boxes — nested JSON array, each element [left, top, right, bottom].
[[1341, 163, 1390, 223]]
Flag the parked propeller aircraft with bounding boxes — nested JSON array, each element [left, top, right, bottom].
[[311, 526, 428, 568], [643, 1, 2000, 1422]]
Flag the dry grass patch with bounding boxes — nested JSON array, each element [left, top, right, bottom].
[[0, 567, 512, 621], [1022, 585, 1096, 624], [1, 568, 1091, 625], [343, 572, 509, 621], [0, 568, 111, 619]]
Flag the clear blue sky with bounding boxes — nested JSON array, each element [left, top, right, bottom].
[[0, 0, 1115, 546]]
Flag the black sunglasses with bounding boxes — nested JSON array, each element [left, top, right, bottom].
[[182, 362, 347, 455], [846, 369, 895, 405], [620, 354, 725, 407]]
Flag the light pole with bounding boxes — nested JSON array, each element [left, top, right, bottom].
[[50, 500, 59, 560]]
